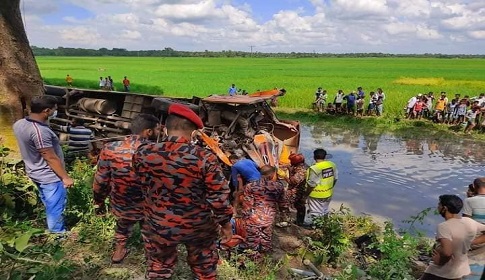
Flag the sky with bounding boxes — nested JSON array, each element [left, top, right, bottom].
[[22, 0, 485, 54]]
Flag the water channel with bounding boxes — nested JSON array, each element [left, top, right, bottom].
[[300, 124, 485, 236]]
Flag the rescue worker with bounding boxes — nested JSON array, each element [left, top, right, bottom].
[[92, 113, 161, 263], [288, 153, 308, 226], [229, 154, 261, 210], [305, 148, 338, 225], [133, 104, 233, 279], [241, 165, 288, 260]]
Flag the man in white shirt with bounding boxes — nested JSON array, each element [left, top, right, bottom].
[[463, 178, 485, 224], [406, 94, 419, 118], [420, 194, 485, 280]]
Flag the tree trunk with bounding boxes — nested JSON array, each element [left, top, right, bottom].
[[0, 0, 44, 128]]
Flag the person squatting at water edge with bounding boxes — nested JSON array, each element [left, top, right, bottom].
[[420, 195, 485, 280], [304, 148, 338, 226], [133, 104, 233, 280], [92, 114, 161, 263], [13, 96, 74, 236]]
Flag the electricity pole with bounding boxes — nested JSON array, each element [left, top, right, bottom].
[[250, 45, 255, 57]]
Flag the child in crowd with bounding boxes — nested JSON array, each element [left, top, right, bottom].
[[356, 97, 364, 117], [456, 99, 468, 125], [464, 106, 480, 134], [445, 99, 457, 124], [367, 91, 377, 116]]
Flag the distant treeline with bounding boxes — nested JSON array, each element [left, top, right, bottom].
[[31, 46, 485, 59]]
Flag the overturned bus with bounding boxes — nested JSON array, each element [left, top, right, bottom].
[[45, 85, 300, 167]]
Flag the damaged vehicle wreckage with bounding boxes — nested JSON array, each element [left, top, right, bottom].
[[44, 85, 300, 171]]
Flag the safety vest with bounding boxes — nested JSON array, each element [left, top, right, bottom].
[[306, 161, 337, 199]]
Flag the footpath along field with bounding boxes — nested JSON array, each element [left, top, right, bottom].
[[37, 56, 485, 118]]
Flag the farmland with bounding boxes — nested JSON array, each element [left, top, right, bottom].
[[36, 56, 485, 118]]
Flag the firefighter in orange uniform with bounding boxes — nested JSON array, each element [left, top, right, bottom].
[[133, 104, 233, 279], [93, 114, 161, 263], [240, 165, 288, 260]]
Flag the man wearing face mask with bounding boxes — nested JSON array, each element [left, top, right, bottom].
[[13, 96, 74, 234], [420, 194, 485, 280], [92, 113, 161, 263], [133, 104, 233, 280]]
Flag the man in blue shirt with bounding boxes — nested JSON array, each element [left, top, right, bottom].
[[229, 155, 261, 211], [228, 84, 237, 96], [357, 87, 365, 99], [229, 155, 261, 188], [345, 91, 357, 115]]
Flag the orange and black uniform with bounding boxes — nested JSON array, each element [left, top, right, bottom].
[[133, 135, 233, 280], [241, 178, 288, 257], [288, 163, 308, 225], [93, 135, 147, 247]]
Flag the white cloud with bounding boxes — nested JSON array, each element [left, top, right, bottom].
[[21, 0, 485, 54], [120, 30, 142, 40], [385, 22, 416, 35], [416, 25, 442, 40], [331, 0, 389, 18], [59, 26, 101, 44], [468, 30, 485, 40]]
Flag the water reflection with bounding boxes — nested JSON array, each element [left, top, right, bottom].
[[302, 124, 485, 236]]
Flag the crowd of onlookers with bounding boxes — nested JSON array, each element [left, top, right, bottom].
[[98, 76, 131, 92], [65, 74, 131, 92], [405, 92, 485, 134], [313, 87, 386, 117]]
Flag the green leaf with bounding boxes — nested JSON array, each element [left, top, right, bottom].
[[14, 231, 33, 253], [52, 249, 65, 261], [27, 194, 38, 206], [2, 194, 15, 208], [0, 242, 4, 252]]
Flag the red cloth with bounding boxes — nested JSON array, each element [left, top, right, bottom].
[[168, 104, 204, 129]]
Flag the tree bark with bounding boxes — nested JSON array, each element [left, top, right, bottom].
[[0, 0, 44, 126]]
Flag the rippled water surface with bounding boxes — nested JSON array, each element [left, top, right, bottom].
[[300, 124, 485, 235]]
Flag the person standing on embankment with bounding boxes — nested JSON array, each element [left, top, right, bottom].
[[304, 148, 338, 226], [13, 96, 74, 235], [92, 114, 160, 263], [133, 104, 233, 279]]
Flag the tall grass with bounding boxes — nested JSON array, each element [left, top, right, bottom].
[[36, 56, 485, 119]]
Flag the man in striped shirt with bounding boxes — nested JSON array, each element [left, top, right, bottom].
[[13, 96, 74, 234], [463, 177, 485, 224]]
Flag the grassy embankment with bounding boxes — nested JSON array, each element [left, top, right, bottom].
[[37, 56, 485, 141], [0, 154, 432, 279]]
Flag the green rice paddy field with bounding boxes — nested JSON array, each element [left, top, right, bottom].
[[36, 56, 485, 118]]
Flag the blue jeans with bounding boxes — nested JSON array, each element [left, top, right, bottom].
[[36, 181, 67, 233]]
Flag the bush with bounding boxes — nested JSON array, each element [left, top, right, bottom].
[[366, 222, 419, 279]]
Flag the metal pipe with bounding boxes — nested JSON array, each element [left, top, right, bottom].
[[289, 268, 316, 277], [86, 124, 125, 134], [303, 259, 325, 279]]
